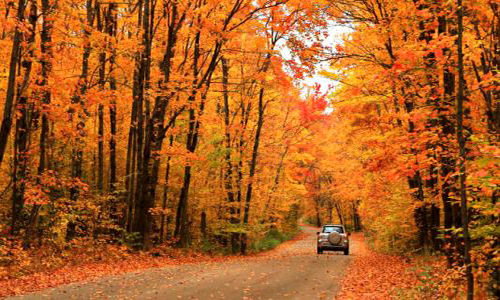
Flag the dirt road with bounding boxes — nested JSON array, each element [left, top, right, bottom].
[[11, 227, 351, 300]]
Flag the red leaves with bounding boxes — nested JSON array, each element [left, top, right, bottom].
[[336, 234, 419, 299], [298, 84, 329, 124], [434, 49, 444, 60], [0, 245, 219, 298], [392, 62, 404, 70], [0, 233, 310, 298]]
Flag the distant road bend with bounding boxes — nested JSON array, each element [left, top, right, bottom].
[[12, 227, 351, 300]]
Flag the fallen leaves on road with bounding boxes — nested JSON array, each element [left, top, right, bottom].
[[0, 232, 309, 298], [0, 246, 204, 298], [336, 233, 418, 299]]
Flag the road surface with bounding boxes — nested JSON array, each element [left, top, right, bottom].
[[11, 227, 351, 300]]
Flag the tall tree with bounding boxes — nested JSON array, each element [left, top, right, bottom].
[[456, 0, 473, 296], [0, 0, 26, 167]]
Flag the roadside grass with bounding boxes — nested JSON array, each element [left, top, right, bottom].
[[251, 228, 299, 252], [196, 227, 301, 255]]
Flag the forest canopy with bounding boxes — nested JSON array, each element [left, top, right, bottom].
[[0, 0, 498, 297]]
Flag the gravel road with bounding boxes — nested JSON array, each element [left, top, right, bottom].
[[11, 226, 351, 300]]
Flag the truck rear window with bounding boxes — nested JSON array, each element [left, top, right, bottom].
[[322, 226, 343, 233]]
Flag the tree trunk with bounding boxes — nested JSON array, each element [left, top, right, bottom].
[[107, 3, 117, 193], [334, 203, 344, 225], [160, 134, 174, 243], [241, 87, 265, 254], [67, 0, 95, 241], [131, 0, 150, 239], [221, 56, 240, 253], [176, 38, 222, 248], [98, 103, 104, 192], [11, 0, 37, 235], [69, 0, 94, 202], [0, 0, 26, 167], [97, 2, 106, 194], [23, 0, 54, 249], [456, 2, 474, 297]]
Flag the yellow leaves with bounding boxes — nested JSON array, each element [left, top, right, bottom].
[[149, 207, 170, 216]]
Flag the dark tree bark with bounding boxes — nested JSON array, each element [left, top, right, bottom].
[[24, 0, 55, 248], [456, 1, 473, 297], [0, 0, 26, 167], [97, 2, 106, 193], [107, 3, 117, 193], [11, 0, 37, 235], [221, 56, 240, 253], [175, 0, 264, 248], [352, 202, 361, 231], [401, 85, 430, 250], [131, 0, 187, 249], [69, 0, 95, 202], [334, 203, 344, 225], [131, 0, 150, 238], [176, 38, 222, 247], [240, 86, 265, 254], [416, 1, 442, 252], [67, 0, 95, 241], [124, 60, 140, 230], [98, 103, 104, 192], [201, 211, 207, 239], [160, 134, 174, 243], [264, 100, 294, 221]]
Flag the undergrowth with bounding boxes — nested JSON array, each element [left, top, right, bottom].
[[251, 228, 299, 252]]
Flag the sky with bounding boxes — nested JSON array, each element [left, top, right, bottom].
[[279, 22, 352, 98], [278, 22, 353, 114], [303, 23, 352, 93]]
